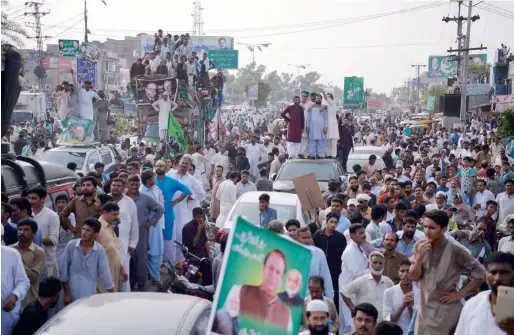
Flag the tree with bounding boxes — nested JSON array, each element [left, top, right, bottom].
[[1, 1, 27, 47], [498, 109, 514, 138], [469, 63, 491, 84], [423, 83, 447, 112]]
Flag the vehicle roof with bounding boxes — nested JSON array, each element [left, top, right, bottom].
[[353, 146, 385, 152], [348, 153, 385, 160], [283, 158, 339, 165], [238, 191, 299, 206], [35, 293, 211, 335], [45, 146, 93, 153]]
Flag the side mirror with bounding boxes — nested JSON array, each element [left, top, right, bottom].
[[271, 173, 277, 181], [88, 164, 95, 171], [340, 175, 346, 182]]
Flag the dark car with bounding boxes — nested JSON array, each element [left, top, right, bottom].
[[271, 158, 345, 193]]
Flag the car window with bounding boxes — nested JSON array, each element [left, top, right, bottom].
[[228, 202, 296, 226], [88, 152, 100, 170], [278, 162, 335, 181], [39, 151, 86, 169], [99, 149, 113, 165]]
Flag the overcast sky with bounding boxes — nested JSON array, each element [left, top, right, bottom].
[[6, 0, 514, 93]]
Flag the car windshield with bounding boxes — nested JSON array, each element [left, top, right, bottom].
[[228, 202, 296, 225], [12, 111, 33, 123], [347, 157, 385, 171], [39, 151, 86, 169], [278, 162, 335, 181]]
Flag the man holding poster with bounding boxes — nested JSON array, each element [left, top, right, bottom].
[[210, 217, 312, 335]]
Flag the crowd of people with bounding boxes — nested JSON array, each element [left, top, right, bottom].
[[2, 86, 514, 335]]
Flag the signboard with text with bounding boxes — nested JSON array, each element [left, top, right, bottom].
[[58, 39, 80, 57], [76, 59, 97, 86], [427, 96, 435, 111], [247, 82, 259, 100], [207, 50, 239, 69], [343, 76, 364, 109]]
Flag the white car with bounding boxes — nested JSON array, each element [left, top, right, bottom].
[[221, 191, 308, 231], [352, 145, 385, 157], [35, 293, 211, 335]]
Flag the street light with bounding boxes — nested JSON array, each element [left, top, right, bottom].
[[288, 64, 309, 77], [237, 42, 272, 63]]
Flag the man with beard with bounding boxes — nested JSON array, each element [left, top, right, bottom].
[[306, 94, 328, 159], [11, 278, 62, 335], [299, 299, 337, 335], [341, 251, 394, 323], [278, 269, 304, 307], [381, 232, 408, 284], [395, 217, 420, 257], [299, 91, 314, 157], [154, 160, 190, 263], [382, 259, 418, 334], [345, 176, 362, 199], [235, 147, 250, 172], [454, 252, 514, 334], [301, 276, 340, 334], [126, 175, 164, 292]]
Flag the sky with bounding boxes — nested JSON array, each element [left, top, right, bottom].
[[5, 0, 514, 94]]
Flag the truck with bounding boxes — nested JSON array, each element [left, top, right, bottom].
[[13, 92, 47, 124]]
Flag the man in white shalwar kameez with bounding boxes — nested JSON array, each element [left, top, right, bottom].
[[244, 136, 267, 182], [151, 91, 178, 140], [215, 172, 239, 228], [338, 226, 370, 334], [78, 80, 101, 121], [300, 91, 314, 157], [191, 147, 208, 190], [321, 89, 339, 158], [166, 155, 206, 263]]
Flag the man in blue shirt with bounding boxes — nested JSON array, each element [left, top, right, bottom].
[[258, 193, 277, 229]]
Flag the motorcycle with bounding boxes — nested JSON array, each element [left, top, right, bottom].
[[161, 241, 215, 301]]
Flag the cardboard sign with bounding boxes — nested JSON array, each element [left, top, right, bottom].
[[208, 216, 312, 335], [292, 173, 325, 210]]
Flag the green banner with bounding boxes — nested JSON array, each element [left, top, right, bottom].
[[58, 39, 80, 57], [58, 117, 95, 144], [344, 76, 364, 109], [78, 42, 100, 62], [209, 217, 312, 335], [428, 54, 487, 78], [208, 50, 239, 69]]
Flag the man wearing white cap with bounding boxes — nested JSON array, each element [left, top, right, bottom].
[[356, 194, 371, 221], [151, 91, 178, 140], [299, 299, 336, 335]]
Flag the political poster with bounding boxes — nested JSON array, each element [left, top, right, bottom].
[[59, 117, 95, 144], [247, 82, 259, 100], [428, 54, 488, 78], [191, 36, 234, 59], [58, 39, 80, 57], [135, 76, 177, 105], [76, 59, 97, 86], [343, 76, 364, 109], [140, 33, 155, 57], [208, 50, 239, 69], [77, 42, 100, 62], [208, 216, 312, 335]]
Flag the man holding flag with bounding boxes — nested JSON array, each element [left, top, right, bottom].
[[152, 91, 178, 140]]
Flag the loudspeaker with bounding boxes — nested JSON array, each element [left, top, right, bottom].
[[441, 94, 468, 117]]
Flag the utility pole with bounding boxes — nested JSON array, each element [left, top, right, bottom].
[[25, 2, 50, 91], [411, 64, 426, 107], [443, 1, 465, 78], [237, 43, 271, 63], [192, 0, 204, 36], [447, 1, 486, 123], [84, 0, 88, 42], [404, 78, 412, 105]]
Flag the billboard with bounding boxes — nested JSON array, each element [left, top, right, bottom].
[[135, 76, 178, 105], [77, 42, 100, 62], [58, 39, 80, 57], [247, 82, 259, 100], [208, 50, 239, 69], [343, 76, 364, 109], [191, 35, 234, 58], [428, 54, 487, 78], [140, 33, 155, 57], [76, 58, 97, 86]]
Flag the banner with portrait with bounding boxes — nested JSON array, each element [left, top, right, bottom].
[[190, 36, 234, 58], [208, 217, 312, 335], [77, 42, 100, 62], [135, 76, 178, 105], [58, 117, 95, 144]]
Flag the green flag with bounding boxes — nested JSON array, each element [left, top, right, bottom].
[[167, 112, 188, 152]]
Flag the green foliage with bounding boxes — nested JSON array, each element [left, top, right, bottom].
[[469, 63, 491, 77], [498, 109, 514, 138]]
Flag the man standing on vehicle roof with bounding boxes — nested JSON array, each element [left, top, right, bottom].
[[306, 94, 328, 159], [300, 91, 314, 158], [281, 96, 305, 159], [320, 89, 338, 159]]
